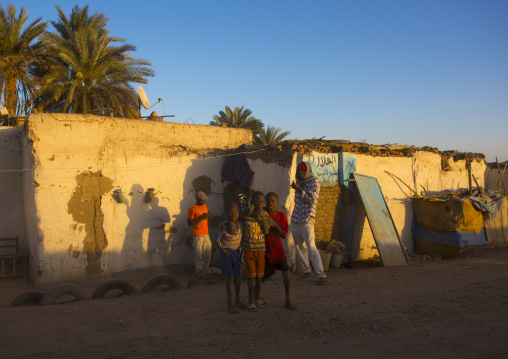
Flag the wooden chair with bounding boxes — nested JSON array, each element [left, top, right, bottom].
[[0, 237, 29, 279]]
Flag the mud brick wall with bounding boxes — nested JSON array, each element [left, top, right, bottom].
[[314, 184, 342, 244], [314, 184, 355, 245]]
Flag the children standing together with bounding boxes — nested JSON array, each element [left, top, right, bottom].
[[189, 161, 324, 314]]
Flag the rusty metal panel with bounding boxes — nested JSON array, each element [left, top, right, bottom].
[[353, 173, 409, 266]]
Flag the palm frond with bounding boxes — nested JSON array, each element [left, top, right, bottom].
[[254, 125, 291, 145], [34, 5, 154, 118], [210, 106, 264, 136]]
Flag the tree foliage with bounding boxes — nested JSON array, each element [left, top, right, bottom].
[[210, 106, 264, 135], [0, 4, 47, 116], [34, 5, 154, 118], [254, 125, 291, 144]]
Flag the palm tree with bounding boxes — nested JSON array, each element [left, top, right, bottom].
[[0, 4, 47, 116], [210, 106, 264, 135], [254, 125, 291, 144], [34, 5, 154, 118]]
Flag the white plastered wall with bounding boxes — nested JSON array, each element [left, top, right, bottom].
[[264, 151, 486, 263], [0, 127, 28, 253], [22, 113, 252, 283], [245, 156, 297, 265], [353, 151, 486, 259]]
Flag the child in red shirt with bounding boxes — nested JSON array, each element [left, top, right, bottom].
[[264, 192, 296, 310]]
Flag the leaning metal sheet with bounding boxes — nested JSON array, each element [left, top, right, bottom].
[[353, 173, 409, 266]]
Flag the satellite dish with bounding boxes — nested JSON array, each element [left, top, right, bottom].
[[137, 85, 149, 110], [136, 86, 174, 120]]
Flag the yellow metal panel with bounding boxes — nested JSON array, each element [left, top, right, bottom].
[[413, 197, 484, 232]]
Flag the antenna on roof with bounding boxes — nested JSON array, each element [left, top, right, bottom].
[[137, 85, 175, 121], [138, 85, 150, 112], [137, 85, 164, 118]]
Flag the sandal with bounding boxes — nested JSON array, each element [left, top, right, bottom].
[[318, 277, 328, 285], [255, 299, 265, 308], [247, 304, 259, 312]]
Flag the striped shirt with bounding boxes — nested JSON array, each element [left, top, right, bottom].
[[291, 178, 320, 224], [241, 216, 266, 251], [214, 222, 242, 250]]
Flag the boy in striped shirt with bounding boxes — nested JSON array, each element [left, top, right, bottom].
[[241, 191, 270, 312], [291, 161, 328, 285]]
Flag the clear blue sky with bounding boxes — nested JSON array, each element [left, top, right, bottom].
[[17, 0, 508, 162]]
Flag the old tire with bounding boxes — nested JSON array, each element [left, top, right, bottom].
[[9, 291, 45, 307], [41, 284, 89, 305], [91, 279, 137, 299], [141, 274, 181, 293], [187, 268, 224, 288]]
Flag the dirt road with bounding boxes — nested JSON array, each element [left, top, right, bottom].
[[1, 248, 507, 358]]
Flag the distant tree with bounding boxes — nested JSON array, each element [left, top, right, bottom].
[[0, 4, 47, 116], [254, 125, 291, 145], [34, 5, 154, 117], [210, 106, 264, 135]]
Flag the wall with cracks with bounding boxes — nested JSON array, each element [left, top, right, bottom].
[[12, 112, 494, 282], [21, 113, 252, 283]]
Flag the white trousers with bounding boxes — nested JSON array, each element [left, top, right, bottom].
[[291, 220, 326, 279], [193, 235, 211, 272]]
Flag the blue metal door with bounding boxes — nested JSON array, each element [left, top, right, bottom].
[[353, 173, 409, 266]]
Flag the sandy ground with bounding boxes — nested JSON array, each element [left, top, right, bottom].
[[1, 247, 507, 359]]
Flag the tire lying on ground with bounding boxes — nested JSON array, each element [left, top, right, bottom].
[[187, 268, 224, 288], [40, 284, 89, 305], [141, 274, 182, 293], [9, 291, 45, 307], [91, 278, 137, 299]]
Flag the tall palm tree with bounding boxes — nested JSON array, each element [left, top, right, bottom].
[[254, 125, 291, 144], [34, 5, 154, 118], [0, 4, 47, 116], [210, 106, 264, 135]]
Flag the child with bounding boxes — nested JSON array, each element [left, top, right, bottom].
[[241, 191, 270, 312], [263, 192, 296, 310], [213, 202, 244, 314], [187, 191, 212, 272]]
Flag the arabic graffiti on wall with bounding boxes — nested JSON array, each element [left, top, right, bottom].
[[302, 152, 339, 186]]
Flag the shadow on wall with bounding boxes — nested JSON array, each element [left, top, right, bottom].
[[121, 184, 150, 266], [146, 197, 171, 265], [394, 197, 414, 253], [115, 157, 227, 274], [352, 192, 366, 261], [167, 157, 225, 269], [338, 185, 359, 263], [120, 184, 171, 267]]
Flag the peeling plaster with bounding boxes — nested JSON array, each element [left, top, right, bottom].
[[67, 171, 113, 276]]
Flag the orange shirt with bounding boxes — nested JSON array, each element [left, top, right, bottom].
[[188, 204, 209, 236]]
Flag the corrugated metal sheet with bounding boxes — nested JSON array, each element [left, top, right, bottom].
[[353, 173, 409, 266]]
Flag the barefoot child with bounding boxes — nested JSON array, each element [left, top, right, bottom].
[[241, 191, 270, 312], [213, 202, 244, 314], [263, 192, 296, 310]]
